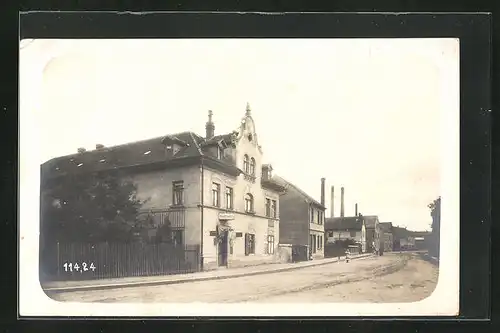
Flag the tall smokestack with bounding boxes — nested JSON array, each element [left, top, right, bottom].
[[330, 186, 335, 218], [340, 187, 345, 217], [320, 178, 326, 207], [355, 203, 358, 216], [205, 110, 215, 139]]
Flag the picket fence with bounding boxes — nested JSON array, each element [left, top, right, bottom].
[[40, 242, 201, 281]]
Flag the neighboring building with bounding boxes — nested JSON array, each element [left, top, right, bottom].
[[414, 237, 426, 250], [274, 176, 326, 260], [379, 222, 394, 252], [41, 104, 286, 270], [360, 215, 381, 253], [325, 216, 363, 244]]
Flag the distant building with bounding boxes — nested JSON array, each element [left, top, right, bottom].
[[274, 176, 326, 260], [325, 216, 363, 244], [360, 215, 381, 253], [379, 222, 394, 252], [41, 104, 286, 270]]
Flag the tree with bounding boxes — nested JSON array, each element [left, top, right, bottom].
[[41, 170, 148, 244], [428, 197, 441, 258]]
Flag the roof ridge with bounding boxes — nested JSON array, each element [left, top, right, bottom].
[[275, 175, 324, 208], [43, 131, 200, 165], [189, 132, 204, 155]]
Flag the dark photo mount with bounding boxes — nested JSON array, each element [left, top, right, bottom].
[[14, 9, 491, 332]]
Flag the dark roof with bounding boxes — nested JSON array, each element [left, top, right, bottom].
[[202, 132, 238, 147], [325, 217, 363, 231], [379, 222, 393, 232], [42, 132, 208, 179], [41, 130, 283, 193], [274, 176, 326, 210], [363, 215, 379, 229]]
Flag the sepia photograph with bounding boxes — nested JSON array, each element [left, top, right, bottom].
[[19, 38, 459, 316]]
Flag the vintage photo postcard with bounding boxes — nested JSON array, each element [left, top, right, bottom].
[[19, 38, 459, 317]]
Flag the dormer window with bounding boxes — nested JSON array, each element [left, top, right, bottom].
[[161, 135, 188, 158], [247, 133, 253, 142], [262, 164, 273, 181]]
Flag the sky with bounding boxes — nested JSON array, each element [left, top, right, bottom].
[[20, 38, 459, 232]]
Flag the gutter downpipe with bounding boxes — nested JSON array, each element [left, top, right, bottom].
[[200, 156, 204, 271]]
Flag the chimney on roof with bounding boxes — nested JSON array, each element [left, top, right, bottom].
[[96, 144, 105, 150], [205, 110, 215, 139], [320, 178, 326, 207], [330, 186, 334, 218], [340, 187, 345, 217], [355, 203, 358, 216], [77, 147, 86, 154]]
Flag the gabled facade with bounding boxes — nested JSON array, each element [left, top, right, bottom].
[[274, 177, 327, 260], [41, 103, 286, 270]]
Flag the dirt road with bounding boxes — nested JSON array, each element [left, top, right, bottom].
[[47, 253, 438, 303]]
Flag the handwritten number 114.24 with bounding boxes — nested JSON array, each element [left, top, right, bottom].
[[63, 262, 96, 272]]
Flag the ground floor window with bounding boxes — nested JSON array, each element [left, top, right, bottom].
[[267, 235, 275, 255], [245, 233, 255, 255], [172, 229, 183, 247], [317, 235, 323, 250], [310, 234, 317, 254]]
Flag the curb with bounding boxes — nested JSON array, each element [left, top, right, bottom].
[[43, 254, 374, 294]]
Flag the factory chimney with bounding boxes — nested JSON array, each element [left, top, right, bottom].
[[340, 187, 345, 217]]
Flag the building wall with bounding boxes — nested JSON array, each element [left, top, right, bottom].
[[365, 229, 375, 253], [201, 208, 279, 264], [200, 167, 280, 266], [129, 166, 201, 210], [200, 112, 281, 267], [361, 224, 367, 252], [126, 165, 202, 245], [326, 230, 362, 243], [278, 190, 309, 246], [383, 233, 393, 251], [309, 205, 325, 259]]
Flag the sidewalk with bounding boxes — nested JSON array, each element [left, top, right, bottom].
[[42, 253, 373, 293]]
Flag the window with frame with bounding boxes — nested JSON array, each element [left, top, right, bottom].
[[225, 187, 234, 209], [271, 200, 277, 218], [249, 157, 256, 176], [245, 233, 255, 255], [265, 198, 271, 217], [243, 154, 250, 173], [245, 193, 254, 213], [318, 235, 322, 250], [310, 207, 315, 223], [172, 181, 184, 205], [267, 235, 275, 255], [317, 211, 320, 224], [212, 182, 220, 207], [172, 230, 184, 247]]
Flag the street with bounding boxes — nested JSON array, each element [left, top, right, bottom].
[[47, 253, 438, 303]]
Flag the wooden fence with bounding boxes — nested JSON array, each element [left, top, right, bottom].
[[40, 242, 200, 282]]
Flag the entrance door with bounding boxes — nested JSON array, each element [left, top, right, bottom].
[[218, 230, 229, 267]]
